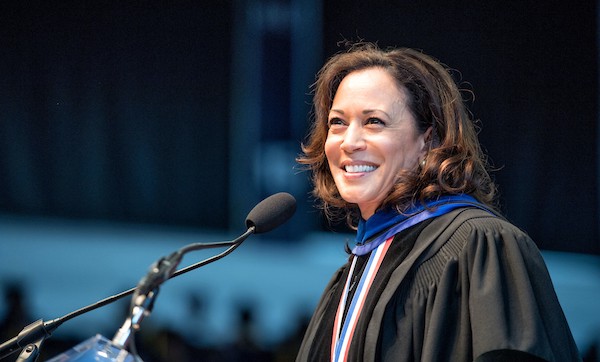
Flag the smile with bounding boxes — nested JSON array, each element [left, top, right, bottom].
[[344, 164, 378, 173]]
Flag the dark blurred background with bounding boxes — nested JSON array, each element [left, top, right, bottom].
[[1, 0, 599, 361]]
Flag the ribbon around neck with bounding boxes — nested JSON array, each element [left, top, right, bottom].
[[352, 194, 492, 256]]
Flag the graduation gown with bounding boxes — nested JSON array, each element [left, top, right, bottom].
[[296, 207, 581, 362]]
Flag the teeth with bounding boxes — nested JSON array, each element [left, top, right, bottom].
[[345, 165, 377, 173]]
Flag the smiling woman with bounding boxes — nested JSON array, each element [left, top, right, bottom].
[[295, 42, 582, 362], [300, 44, 496, 228]]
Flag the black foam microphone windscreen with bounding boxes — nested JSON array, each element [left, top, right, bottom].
[[245, 192, 297, 234]]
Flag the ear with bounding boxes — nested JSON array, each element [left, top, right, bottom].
[[420, 127, 433, 153]]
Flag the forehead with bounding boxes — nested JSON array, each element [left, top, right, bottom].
[[332, 67, 408, 106], [339, 67, 398, 88]]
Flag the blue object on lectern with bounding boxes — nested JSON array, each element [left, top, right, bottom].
[[46, 334, 140, 362]]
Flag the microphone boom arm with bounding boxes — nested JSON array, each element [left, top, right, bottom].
[[172, 226, 254, 278]]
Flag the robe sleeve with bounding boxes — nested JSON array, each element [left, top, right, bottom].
[[463, 217, 581, 361]]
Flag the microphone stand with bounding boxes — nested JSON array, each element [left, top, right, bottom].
[[0, 227, 255, 361], [110, 227, 254, 351], [5, 320, 48, 362]]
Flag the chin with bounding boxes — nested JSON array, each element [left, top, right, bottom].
[[339, 193, 372, 206]]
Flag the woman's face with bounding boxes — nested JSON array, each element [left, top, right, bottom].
[[324, 67, 428, 219]]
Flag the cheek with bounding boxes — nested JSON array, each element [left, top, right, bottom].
[[387, 143, 418, 169], [324, 137, 337, 160]]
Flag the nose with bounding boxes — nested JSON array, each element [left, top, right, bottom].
[[340, 122, 366, 153]]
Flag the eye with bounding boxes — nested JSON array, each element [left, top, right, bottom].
[[327, 117, 345, 127], [365, 117, 385, 126]]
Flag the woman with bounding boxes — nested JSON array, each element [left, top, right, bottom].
[[296, 43, 581, 362]]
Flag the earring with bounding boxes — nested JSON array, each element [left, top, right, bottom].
[[420, 158, 426, 168]]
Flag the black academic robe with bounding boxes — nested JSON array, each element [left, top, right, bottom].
[[296, 208, 582, 362]]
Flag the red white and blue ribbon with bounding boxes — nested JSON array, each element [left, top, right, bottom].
[[331, 236, 394, 362]]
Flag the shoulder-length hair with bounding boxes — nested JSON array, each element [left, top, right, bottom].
[[297, 42, 496, 225]]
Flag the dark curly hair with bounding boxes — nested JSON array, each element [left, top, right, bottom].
[[297, 42, 497, 226]]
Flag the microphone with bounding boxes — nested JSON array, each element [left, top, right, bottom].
[[246, 192, 297, 234], [0, 192, 297, 360]]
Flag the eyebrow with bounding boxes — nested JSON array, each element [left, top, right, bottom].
[[329, 108, 392, 118]]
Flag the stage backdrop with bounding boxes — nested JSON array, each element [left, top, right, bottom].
[[0, 0, 598, 254]]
